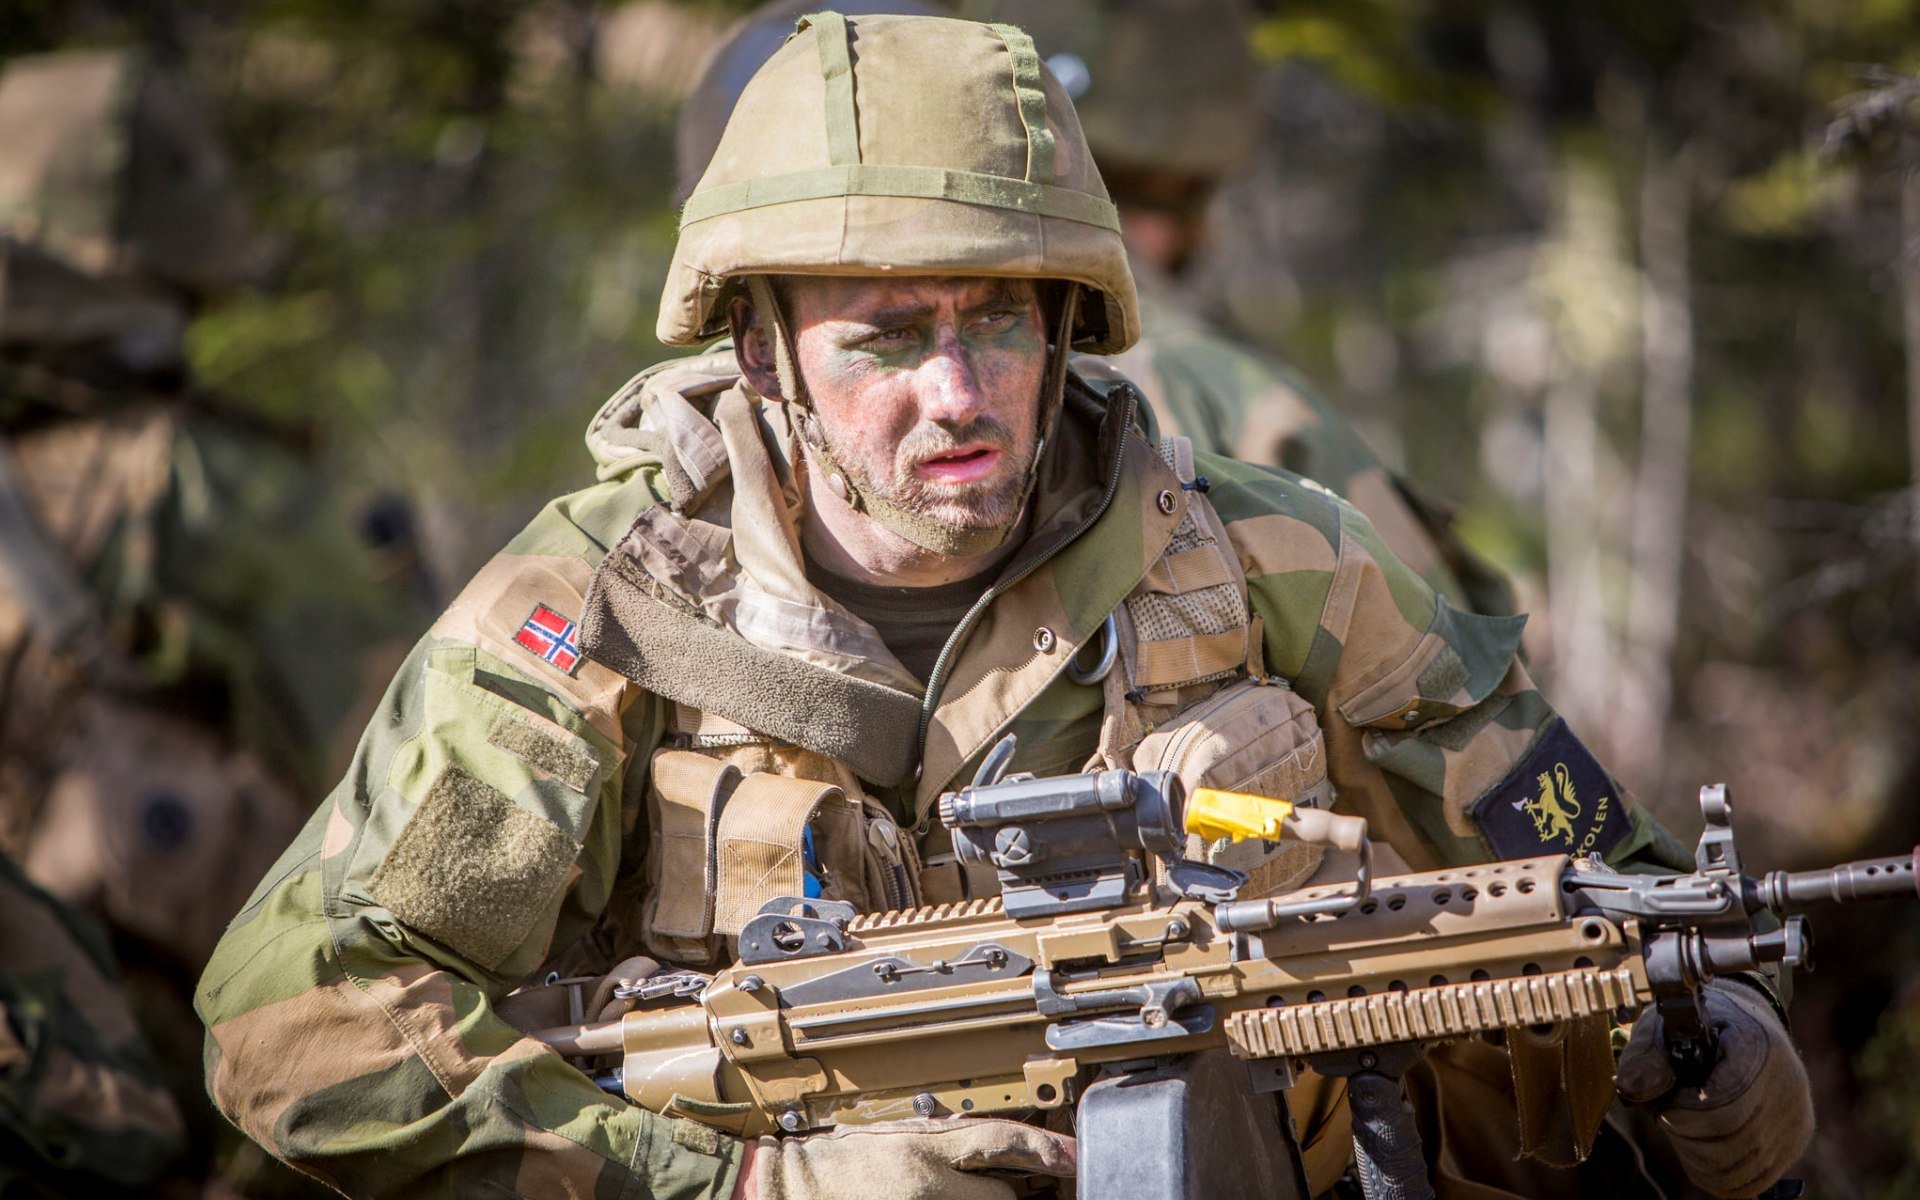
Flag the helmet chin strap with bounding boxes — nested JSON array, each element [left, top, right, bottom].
[[746, 276, 1081, 561]]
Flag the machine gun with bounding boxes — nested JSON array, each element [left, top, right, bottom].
[[527, 738, 1919, 1199]]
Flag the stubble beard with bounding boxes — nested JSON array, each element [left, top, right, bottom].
[[820, 412, 1037, 533]]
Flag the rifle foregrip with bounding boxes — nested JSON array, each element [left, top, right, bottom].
[[1347, 1071, 1435, 1200]]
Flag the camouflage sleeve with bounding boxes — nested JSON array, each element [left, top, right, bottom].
[[1212, 455, 1688, 876], [0, 852, 184, 1188], [194, 478, 745, 1200]]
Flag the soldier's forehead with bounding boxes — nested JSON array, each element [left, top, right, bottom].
[[783, 275, 1038, 325]]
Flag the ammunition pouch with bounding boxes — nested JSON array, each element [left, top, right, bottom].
[[640, 716, 920, 967]]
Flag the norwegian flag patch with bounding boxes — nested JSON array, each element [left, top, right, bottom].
[[514, 604, 582, 674]]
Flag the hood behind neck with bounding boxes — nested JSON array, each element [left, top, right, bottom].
[[576, 349, 1136, 786]]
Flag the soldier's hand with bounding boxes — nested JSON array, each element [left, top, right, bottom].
[[731, 1116, 1075, 1200], [1614, 980, 1814, 1198]]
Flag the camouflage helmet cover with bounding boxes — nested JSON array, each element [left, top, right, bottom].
[[659, 12, 1140, 354], [981, 0, 1263, 182], [674, 0, 946, 206], [0, 49, 253, 299]]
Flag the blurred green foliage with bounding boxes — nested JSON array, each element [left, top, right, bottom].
[[1860, 991, 1920, 1200]]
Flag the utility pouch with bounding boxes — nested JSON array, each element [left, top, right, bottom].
[[639, 749, 735, 965], [641, 736, 919, 963], [712, 772, 866, 935], [1116, 436, 1251, 702], [1131, 676, 1334, 899]]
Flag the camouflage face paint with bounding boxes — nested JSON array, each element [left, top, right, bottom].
[[789, 276, 1049, 536]]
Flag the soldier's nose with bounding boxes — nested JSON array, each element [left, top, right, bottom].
[[914, 342, 987, 424]]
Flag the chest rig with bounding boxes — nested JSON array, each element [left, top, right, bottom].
[[1088, 435, 1336, 901], [630, 434, 1338, 972], [579, 356, 1338, 968]]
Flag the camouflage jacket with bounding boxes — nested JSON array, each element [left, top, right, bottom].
[[0, 851, 183, 1192], [197, 352, 1684, 1198], [1096, 267, 1517, 619]]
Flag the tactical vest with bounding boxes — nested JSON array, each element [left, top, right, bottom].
[[610, 403, 1337, 969]]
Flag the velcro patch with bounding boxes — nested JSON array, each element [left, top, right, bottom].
[[368, 766, 579, 970], [487, 718, 598, 794], [1469, 718, 1631, 862], [514, 604, 582, 673], [670, 1119, 723, 1156]]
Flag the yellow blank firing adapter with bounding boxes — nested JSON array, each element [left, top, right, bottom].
[[1185, 788, 1370, 855]]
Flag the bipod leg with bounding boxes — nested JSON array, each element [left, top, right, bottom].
[[1076, 1050, 1310, 1200], [1307, 1043, 1435, 1200]]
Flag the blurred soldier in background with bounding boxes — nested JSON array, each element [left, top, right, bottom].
[[0, 49, 422, 1194], [0, 852, 184, 1194], [979, 0, 1516, 619]]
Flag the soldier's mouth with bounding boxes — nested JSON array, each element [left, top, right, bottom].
[[915, 445, 1002, 485]]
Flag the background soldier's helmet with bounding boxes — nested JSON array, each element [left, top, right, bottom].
[[658, 11, 1140, 355], [978, 0, 1263, 184], [0, 50, 254, 370], [0, 50, 254, 298]]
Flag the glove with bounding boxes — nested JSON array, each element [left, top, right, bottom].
[[1615, 980, 1814, 1198], [742, 1117, 1075, 1200]]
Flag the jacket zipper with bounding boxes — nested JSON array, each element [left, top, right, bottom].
[[913, 384, 1141, 812]]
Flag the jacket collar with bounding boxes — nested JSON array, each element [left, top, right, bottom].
[[577, 354, 1187, 801]]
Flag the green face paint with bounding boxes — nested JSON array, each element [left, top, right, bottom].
[[757, 276, 1080, 559], [825, 302, 1049, 375]]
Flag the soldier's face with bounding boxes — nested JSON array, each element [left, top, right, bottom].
[[781, 275, 1050, 535]]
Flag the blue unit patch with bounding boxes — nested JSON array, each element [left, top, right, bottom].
[[1470, 718, 1631, 861]]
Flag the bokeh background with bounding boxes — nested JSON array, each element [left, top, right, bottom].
[[6, 0, 1917, 1193]]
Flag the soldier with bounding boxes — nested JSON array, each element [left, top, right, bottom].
[[0, 851, 184, 1193], [200, 14, 1811, 1200], [0, 49, 420, 1194]]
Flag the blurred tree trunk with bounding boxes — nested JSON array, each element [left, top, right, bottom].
[[1540, 155, 1638, 744], [1904, 150, 1920, 565], [1543, 369, 1611, 736], [1615, 145, 1696, 785]]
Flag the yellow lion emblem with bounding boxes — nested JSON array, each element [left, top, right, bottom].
[[1526, 763, 1583, 846]]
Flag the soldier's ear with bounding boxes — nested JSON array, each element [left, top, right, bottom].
[[728, 291, 784, 402]]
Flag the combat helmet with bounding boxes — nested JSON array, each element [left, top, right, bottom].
[[660, 11, 1137, 355], [662, 12, 1140, 556], [675, 0, 944, 206]]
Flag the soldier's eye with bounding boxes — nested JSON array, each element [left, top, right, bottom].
[[975, 310, 1018, 333], [863, 326, 915, 349]]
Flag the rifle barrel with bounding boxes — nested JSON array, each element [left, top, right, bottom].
[[1767, 848, 1919, 909]]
